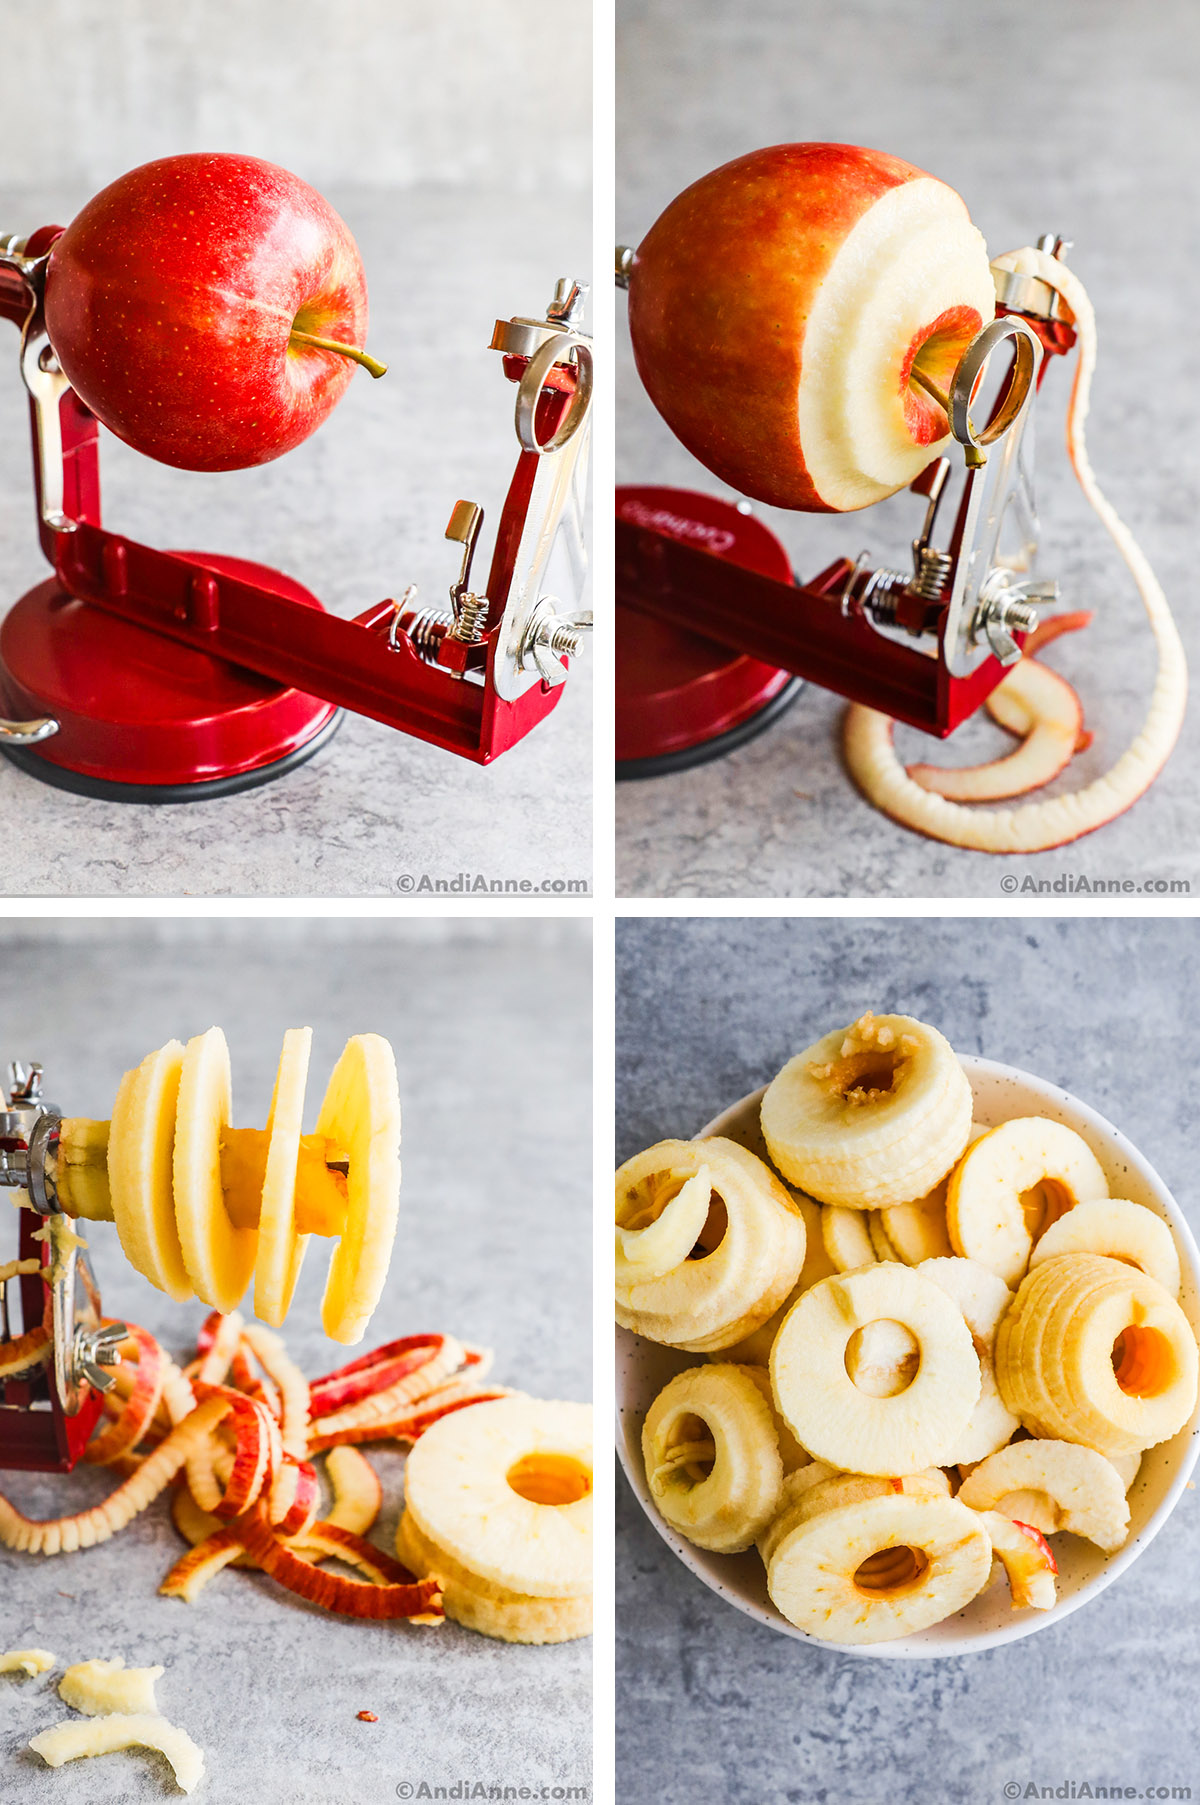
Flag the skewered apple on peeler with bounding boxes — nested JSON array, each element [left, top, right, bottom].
[[42, 153, 384, 474], [619, 146, 1185, 850], [54, 1027, 400, 1345]]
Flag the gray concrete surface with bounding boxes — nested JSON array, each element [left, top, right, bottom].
[[1, 0, 590, 195], [617, 0, 1200, 898], [615, 915, 1200, 1804], [0, 0, 591, 897], [0, 917, 591, 1804]]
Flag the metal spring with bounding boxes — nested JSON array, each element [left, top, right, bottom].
[[405, 605, 454, 658], [450, 591, 489, 644], [910, 547, 953, 602]]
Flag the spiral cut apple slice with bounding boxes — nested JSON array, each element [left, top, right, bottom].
[[844, 248, 1187, 851], [60, 1028, 402, 1340], [252, 1026, 313, 1327]]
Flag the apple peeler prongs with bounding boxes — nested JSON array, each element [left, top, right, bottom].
[[0, 1057, 121, 1429]]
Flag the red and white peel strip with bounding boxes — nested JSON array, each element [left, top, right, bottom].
[[0, 1393, 230, 1554], [237, 1510, 442, 1621], [844, 250, 1186, 851], [195, 1310, 243, 1387], [84, 1324, 164, 1467], [907, 657, 1084, 802], [307, 1382, 512, 1454], [241, 1322, 310, 1458], [0, 1324, 50, 1381], [307, 1332, 463, 1420], [160, 1526, 248, 1602]]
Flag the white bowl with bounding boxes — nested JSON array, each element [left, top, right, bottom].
[[616, 1055, 1200, 1657]]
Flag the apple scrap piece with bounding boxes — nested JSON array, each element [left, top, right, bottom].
[[0, 1647, 55, 1676], [59, 1655, 164, 1716], [844, 248, 1186, 851], [29, 1712, 204, 1795]]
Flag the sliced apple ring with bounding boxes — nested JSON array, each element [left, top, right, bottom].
[[946, 1117, 1109, 1288], [402, 1396, 592, 1601], [59, 1029, 400, 1341], [717, 1194, 834, 1366], [642, 1364, 784, 1553], [615, 1137, 806, 1353], [107, 1040, 191, 1303], [844, 248, 1187, 853], [316, 1033, 402, 1346], [766, 1490, 993, 1644], [173, 1028, 256, 1314], [252, 1027, 313, 1327], [1028, 1198, 1181, 1298], [771, 1264, 980, 1475], [822, 1204, 878, 1272], [958, 1438, 1130, 1553]]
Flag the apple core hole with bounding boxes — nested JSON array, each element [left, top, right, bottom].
[[901, 305, 983, 445], [853, 1544, 930, 1595], [506, 1451, 592, 1507], [688, 1194, 728, 1260], [845, 1319, 921, 1398], [1019, 1177, 1073, 1241], [658, 1412, 717, 1488], [1111, 1324, 1176, 1398], [816, 1049, 902, 1107]]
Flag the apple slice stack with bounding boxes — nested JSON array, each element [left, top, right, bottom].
[[55, 1027, 400, 1345]]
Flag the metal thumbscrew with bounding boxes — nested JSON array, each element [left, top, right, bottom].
[[519, 597, 593, 687], [73, 1320, 128, 1393], [974, 574, 1060, 666]]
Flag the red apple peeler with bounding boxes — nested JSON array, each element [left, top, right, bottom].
[[0, 1062, 123, 1473], [615, 237, 1075, 777], [0, 233, 592, 802]]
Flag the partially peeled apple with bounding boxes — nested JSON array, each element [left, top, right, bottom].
[[626, 142, 995, 511]]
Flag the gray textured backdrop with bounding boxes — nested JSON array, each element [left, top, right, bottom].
[[616, 915, 1200, 1804], [3, 0, 590, 192], [0, 0, 591, 896], [617, 0, 1199, 899], [0, 917, 591, 1804]]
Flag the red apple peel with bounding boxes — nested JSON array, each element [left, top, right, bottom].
[[845, 251, 1186, 851]]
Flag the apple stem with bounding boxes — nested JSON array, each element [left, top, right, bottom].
[[289, 329, 388, 379]]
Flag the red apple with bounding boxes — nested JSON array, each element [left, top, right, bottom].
[[43, 152, 378, 472], [626, 143, 996, 512]]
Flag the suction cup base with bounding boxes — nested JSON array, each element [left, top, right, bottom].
[[0, 552, 342, 802], [617, 676, 802, 780], [0, 710, 343, 804], [616, 485, 801, 778]]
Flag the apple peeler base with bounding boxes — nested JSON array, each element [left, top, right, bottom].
[[0, 552, 343, 802], [616, 485, 803, 778]]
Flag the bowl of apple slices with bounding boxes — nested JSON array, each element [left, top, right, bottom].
[[616, 1014, 1200, 1656]]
